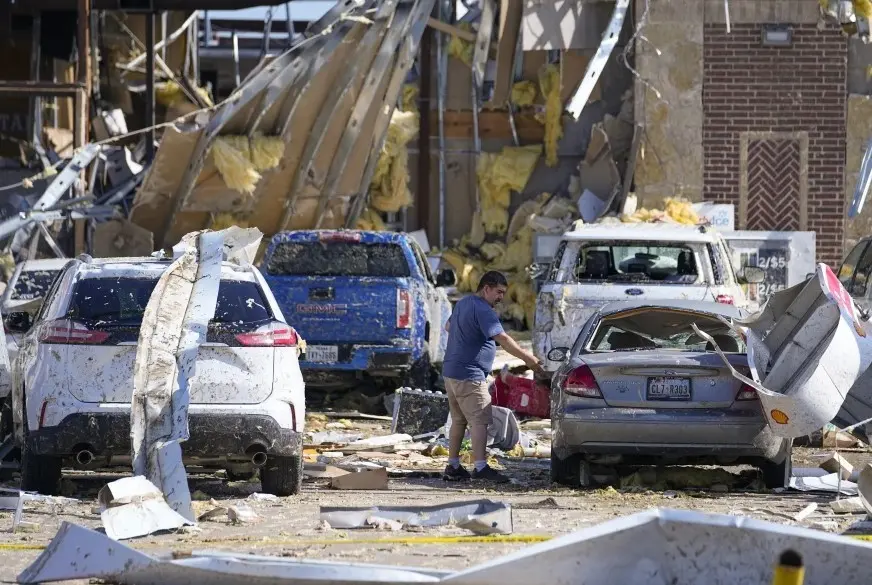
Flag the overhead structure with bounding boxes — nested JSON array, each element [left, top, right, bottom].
[[129, 0, 435, 248]]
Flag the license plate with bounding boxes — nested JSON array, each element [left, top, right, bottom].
[[307, 345, 339, 363], [646, 377, 691, 401]]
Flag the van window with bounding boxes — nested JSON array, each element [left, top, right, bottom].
[[561, 241, 703, 284]]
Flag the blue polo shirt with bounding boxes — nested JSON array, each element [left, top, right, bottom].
[[442, 295, 505, 381]]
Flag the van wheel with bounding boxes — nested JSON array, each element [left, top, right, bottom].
[[20, 443, 61, 495], [760, 452, 792, 490], [260, 455, 302, 497]]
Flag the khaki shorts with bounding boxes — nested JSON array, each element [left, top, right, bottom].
[[444, 377, 493, 426]]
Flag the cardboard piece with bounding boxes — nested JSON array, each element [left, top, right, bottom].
[[329, 467, 389, 490]]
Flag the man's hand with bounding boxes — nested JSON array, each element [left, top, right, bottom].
[[524, 355, 545, 375], [494, 332, 544, 374]]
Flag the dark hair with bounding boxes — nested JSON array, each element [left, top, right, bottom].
[[477, 270, 508, 291]]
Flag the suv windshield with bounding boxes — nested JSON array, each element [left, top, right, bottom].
[[12, 270, 61, 300], [67, 277, 272, 325], [266, 242, 410, 278], [587, 309, 745, 353], [560, 241, 703, 284]]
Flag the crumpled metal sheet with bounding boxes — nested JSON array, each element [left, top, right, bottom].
[[320, 500, 513, 534], [696, 263, 872, 439], [130, 0, 435, 247], [20, 509, 872, 585], [131, 226, 263, 521]]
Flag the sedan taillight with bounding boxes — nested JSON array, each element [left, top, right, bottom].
[[564, 365, 602, 398], [38, 319, 109, 345], [235, 322, 299, 347], [736, 383, 758, 401], [716, 294, 735, 305]]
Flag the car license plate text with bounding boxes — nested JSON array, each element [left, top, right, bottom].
[[307, 345, 339, 363], [647, 377, 691, 401]]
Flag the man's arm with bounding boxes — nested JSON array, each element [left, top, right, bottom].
[[493, 332, 542, 372]]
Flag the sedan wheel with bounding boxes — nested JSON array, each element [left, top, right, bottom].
[[550, 453, 591, 487]]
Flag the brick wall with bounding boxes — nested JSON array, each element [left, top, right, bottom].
[[702, 23, 847, 266]]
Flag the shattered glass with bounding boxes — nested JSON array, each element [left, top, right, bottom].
[[11, 270, 61, 301], [265, 242, 411, 278]]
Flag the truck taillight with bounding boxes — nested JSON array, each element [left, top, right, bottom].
[[564, 365, 602, 398], [38, 319, 109, 345], [397, 289, 411, 329], [736, 383, 758, 401], [235, 322, 299, 347], [716, 295, 735, 305]]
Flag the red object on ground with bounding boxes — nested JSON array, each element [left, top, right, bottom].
[[490, 368, 551, 419]]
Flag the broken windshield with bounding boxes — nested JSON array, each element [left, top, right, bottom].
[[587, 308, 745, 353], [266, 242, 411, 278], [11, 270, 61, 301], [560, 241, 703, 284]]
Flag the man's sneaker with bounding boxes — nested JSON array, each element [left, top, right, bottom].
[[472, 464, 510, 483], [443, 464, 471, 481]]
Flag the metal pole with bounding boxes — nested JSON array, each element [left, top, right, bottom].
[[161, 12, 168, 62], [76, 0, 91, 151], [285, 2, 294, 49], [436, 0, 448, 249], [261, 7, 274, 61], [29, 15, 42, 150], [416, 29, 432, 237], [145, 13, 156, 163], [232, 31, 241, 87]]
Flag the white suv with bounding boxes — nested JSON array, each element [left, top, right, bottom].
[[534, 223, 759, 373], [11, 255, 306, 496]]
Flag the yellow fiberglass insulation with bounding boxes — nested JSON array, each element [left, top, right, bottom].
[[480, 241, 506, 261], [619, 197, 700, 225], [448, 23, 474, 66], [356, 207, 387, 231], [538, 64, 563, 167], [511, 81, 537, 107], [477, 145, 543, 213], [249, 135, 285, 172], [211, 213, 249, 231], [155, 81, 213, 108], [211, 138, 261, 195], [402, 84, 419, 113], [482, 205, 509, 235], [855, 0, 872, 21], [370, 110, 420, 213]]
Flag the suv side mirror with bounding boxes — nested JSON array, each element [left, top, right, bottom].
[[740, 266, 765, 284], [547, 347, 570, 362], [4, 312, 32, 333], [435, 268, 456, 288]]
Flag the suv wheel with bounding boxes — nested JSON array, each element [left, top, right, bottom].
[[760, 452, 792, 490], [20, 442, 62, 495], [260, 455, 302, 496]]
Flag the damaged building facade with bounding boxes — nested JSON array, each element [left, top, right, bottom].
[[630, 0, 863, 266]]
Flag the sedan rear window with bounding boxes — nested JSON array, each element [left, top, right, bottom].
[[562, 241, 704, 284], [66, 277, 272, 325], [266, 242, 411, 278], [588, 309, 745, 353], [12, 270, 61, 300]]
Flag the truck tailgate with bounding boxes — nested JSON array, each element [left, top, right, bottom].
[[267, 275, 404, 344]]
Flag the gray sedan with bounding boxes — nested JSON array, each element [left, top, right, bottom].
[[549, 300, 792, 489]]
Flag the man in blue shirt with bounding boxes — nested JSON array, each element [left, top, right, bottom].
[[442, 271, 542, 482]]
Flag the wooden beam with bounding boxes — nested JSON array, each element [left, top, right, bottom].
[[432, 110, 545, 142], [76, 0, 91, 150]]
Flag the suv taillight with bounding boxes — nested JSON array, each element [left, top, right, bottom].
[[564, 365, 602, 398], [716, 295, 735, 305], [397, 289, 411, 329], [736, 383, 758, 401], [235, 322, 299, 347], [38, 319, 109, 345]]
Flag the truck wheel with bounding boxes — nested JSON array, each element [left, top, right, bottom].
[[260, 455, 302, 497], [406, 344, 434, 390], [760, 452, 792, 490], [20, 442, 61, 495]]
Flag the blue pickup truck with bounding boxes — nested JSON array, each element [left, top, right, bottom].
[[262, 230, 455, 390]]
